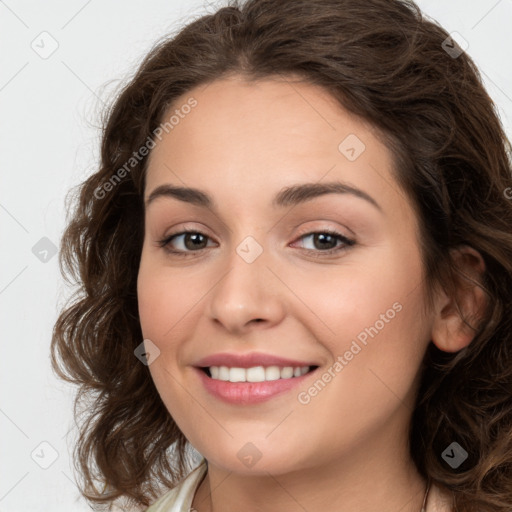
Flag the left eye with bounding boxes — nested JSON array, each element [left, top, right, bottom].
[[158, 229, 355, 256], [294, 231, 354, 252]]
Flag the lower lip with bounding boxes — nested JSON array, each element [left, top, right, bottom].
[[194, 367, 316, 405]]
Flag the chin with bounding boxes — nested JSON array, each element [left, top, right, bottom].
[[203, 445, 308, 476]]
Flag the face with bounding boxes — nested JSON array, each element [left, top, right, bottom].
[[137, 75, 435, 475]]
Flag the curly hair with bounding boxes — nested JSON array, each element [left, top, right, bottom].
[[51, 0, 512, 510]]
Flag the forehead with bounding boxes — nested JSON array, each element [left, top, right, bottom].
[[144, 76, 399, 213]]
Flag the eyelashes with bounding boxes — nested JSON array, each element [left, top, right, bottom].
[[157, 228, 355, 258], [157, 230, 215, 255]]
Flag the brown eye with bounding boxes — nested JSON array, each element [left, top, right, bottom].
[[310, 233, 339, 250], [158, 230, 214, 255], [180, 232, 209, 250], [294, 230, 355, 255], [158, 229, 355, 258]]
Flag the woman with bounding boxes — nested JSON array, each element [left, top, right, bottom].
[[51, 0, 512, 511]]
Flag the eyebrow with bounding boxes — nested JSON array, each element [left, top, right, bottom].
[[145, 181, 382, 212]]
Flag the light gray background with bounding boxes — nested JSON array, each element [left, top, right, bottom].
[[1, 1, 511, 510]]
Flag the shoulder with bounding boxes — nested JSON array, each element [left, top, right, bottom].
[[145, 460, 208, 512]]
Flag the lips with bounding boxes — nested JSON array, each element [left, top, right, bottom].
[[193, 365, 319, 405], [194, 352, 318, 369], [192, 351, 321, 404]]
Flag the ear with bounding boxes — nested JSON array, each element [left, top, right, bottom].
[[431, 246, 488, 353]]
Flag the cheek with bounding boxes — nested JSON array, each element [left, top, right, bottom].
[[288, 270, 429, 456], [136, 259, 198, 424], [288, 242, 425, 349], [137, 253, 203, 342], [291, 244, 429, 403], [136, 258, 185, 387], [137, 263, 169, 341], [136, 253, 211, 395]]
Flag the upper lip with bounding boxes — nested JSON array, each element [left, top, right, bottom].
[[194, 352, 318, 369]]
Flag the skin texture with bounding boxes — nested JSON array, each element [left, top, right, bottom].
[[136, 76, 478, 511]]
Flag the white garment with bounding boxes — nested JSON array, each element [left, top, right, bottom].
[[145, 459, 207, 512]]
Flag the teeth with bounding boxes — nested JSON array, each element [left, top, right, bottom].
[[207, 365, 311, 382]]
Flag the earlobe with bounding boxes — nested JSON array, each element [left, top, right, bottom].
[[430, 246, 488, 353]]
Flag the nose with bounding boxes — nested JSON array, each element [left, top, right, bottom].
[[206, 243, 286, 336]]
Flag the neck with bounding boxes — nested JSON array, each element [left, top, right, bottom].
[[192, 425, 428, 512]]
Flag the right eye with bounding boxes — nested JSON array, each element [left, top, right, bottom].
[[158, 230, 216, 256]]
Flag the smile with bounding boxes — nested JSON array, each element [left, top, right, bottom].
[[203, 365, 314, 382], [194, 365, 319, 405]]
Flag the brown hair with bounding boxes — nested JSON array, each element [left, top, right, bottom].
[[51, 0, 512, 510]]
